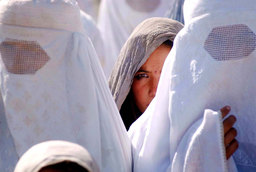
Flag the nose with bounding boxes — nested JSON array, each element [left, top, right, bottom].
[[149, 74, 160, 98]]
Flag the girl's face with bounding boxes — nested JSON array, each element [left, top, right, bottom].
[[131, 44, 171, 113]]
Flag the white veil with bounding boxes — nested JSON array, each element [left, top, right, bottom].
[[80, 11, 107, 77], [0, 0, 131, 171], [76, 0, 100, 21], [129, 0, 256, 171], [165, 0, 185, 24]]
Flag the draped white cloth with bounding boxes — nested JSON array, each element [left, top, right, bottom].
[[14, 140, 100, 172], [80, 11, 107, 77], [97, 0, 173, 78], [129, 0, 256, 171], [0, 0, 131, 171], [76, 0, 100, 21], [165, 0, 185, 24]]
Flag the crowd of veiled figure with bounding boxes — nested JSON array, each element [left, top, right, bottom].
[[1, 0, 255, 172]]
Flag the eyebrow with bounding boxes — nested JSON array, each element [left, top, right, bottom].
[[137, 69, 150, 73]]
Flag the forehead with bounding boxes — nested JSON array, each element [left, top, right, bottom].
[[140, 45, 171, 70]]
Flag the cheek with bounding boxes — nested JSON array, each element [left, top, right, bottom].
[[132, 80, 147, 98], [131, 80, 150, 112]]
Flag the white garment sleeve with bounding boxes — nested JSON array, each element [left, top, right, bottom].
[[169, 109, 237, 172]]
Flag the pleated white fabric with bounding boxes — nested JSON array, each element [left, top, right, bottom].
[[129, 0, 256, 171], [14, 140, 100, 172], [97, 0, 173, 78], [0, 0, 131, 171], [166, 0, 185, 24]]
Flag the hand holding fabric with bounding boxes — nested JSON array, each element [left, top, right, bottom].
[[221, 106, 239, 159]]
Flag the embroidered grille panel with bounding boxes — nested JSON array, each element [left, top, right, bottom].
[[126, 0, 160, 12], [204, 24, 256, 61], [0, 39, 49, 74]]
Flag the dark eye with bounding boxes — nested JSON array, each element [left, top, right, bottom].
[[134, 73, 149, 80]]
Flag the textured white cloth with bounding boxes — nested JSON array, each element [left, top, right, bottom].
[[97, 0, 173, 78], [14, 140, 100, 172], [129, 0, 256, 171], [80, 11, 107, 77], [166, 0, 185, 24], [76, 0, 100, 21], [0, 0, 131, 171]]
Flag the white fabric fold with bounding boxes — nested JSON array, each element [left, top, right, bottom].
[[0, 0, 131, 171], [165, 0, 185, 23], [170, 109, 237, 172], [80, 11, 107, 77], [76, 0, 100, 21], [129, 0, 256, 171]]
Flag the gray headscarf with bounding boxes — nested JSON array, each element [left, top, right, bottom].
[[109, 17, 183, 129]]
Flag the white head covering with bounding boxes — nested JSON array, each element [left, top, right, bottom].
[[129, 0, 256, 171], [0, 0, 131, 171], [97, 0, 173, 78], [14, 140, 99, 172]]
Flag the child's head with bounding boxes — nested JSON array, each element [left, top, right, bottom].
[[14, 141, 99, 172], [39, 161, 89, 172]]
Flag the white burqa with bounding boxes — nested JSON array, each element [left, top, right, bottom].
[[76, 0, 100, 21], [0, 0, 131, 171], [80, 11, 107, 77], [14, 140, 100, 172], [97, 0, 173, 78], [129, 0, 256, 171], [166, 0, 185, 24]]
